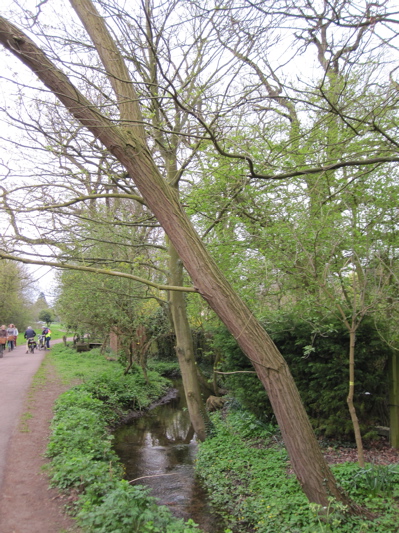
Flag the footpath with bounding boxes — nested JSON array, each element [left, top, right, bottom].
[[0, 341, 47, 487], [0, 340, 77, 533]]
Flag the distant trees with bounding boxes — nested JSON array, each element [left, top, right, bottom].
[[38, 309, 55, 326], [0, 260, 33, 329]]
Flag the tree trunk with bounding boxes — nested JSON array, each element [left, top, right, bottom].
[[167, 238, 207, 441], [347, 328, 365, 467], [389, 350, 399, 448], [0, 14, 352, 508]]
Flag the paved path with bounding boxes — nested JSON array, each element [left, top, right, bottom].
[[0, 341, 48, 489]]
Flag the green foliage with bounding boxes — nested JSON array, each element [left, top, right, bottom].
[[50, 451, 124, 491], [48, 343, 202, 532], [211, 326, 271, 421], [55, 235, 165, 350], [76, 481, 200, 533], [196, 408, 399, 532], [147, 359, 181, 377], [48, 405, 115, 460], [82, 369, 170, 410], [211, 315, 391, 439], [334, 462, 399, 499], [0, 260, 33, 330], [39, 309, 55, 325], [49, 344, 121, 384], [269, 315, 390, 438]]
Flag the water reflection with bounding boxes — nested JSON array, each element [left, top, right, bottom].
[[113, 382, 224, 532]]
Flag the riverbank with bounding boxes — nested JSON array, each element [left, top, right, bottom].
[[196, 410, 399, 532], [43, 344, 202, 532]]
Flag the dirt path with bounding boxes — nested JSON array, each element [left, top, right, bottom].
[[0, 341, 78, 533]]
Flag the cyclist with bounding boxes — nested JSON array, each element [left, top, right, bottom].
[[42, 326, 52, 349], [24, 326, 36, 353]]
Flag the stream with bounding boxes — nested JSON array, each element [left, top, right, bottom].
[[113, 381, 225, 532]]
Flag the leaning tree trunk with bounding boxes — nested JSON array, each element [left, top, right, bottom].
[[0, 13, 353, 509]]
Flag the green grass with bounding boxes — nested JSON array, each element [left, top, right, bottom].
[[19, 411, 33, 433], [47, 344, 116, 386]]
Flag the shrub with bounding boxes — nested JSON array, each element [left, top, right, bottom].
[[210, 315, 390, 439]]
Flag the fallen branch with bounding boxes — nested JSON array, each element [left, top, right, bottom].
[[214, 370, 257, 374], [129, 473, 179, 483]]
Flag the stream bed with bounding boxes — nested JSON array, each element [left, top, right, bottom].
[[113, 381, 225, 532]]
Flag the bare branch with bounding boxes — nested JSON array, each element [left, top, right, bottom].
[[0, 251, 197, 293]]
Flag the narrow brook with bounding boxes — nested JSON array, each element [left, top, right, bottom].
[[113, 381, 225, 532]]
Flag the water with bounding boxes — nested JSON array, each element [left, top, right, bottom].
[[113, 382, 224, 532]]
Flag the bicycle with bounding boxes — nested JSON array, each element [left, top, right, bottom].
[[27, 338, 37, 354], [37, 335, 46, 350]]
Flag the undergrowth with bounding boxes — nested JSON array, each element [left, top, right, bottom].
[[47, 344, 201, 532], [195, 406, 399, 533]]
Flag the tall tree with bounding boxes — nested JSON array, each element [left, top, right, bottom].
[[1, 0, 398, 507]]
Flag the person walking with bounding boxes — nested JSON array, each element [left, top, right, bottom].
[[13, 324, 19, 346], [24, 326, 36, 353], [6, 324, 17, 351], [0, 325, 7, 358]]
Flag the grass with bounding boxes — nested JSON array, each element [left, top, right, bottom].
[[19, 411, 33, 433], [47, 343, 115, 386]]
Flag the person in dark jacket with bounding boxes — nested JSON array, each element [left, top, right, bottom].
[[24, 326, 36, 353]]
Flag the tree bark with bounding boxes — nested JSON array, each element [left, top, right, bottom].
[[389, 351, 399, 448], [347, 328, 365, 467], [0, 14, 351, 508], [167, 238, 207, 441]]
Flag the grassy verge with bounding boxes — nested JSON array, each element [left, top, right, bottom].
[[47, 344, 201, 533], [196, 407, 399, 533]]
